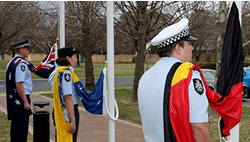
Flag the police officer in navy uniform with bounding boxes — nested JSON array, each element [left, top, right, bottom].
[[138, 18, 210, 142], [48, 46, 80, 142], [6, 39, 33, 142]]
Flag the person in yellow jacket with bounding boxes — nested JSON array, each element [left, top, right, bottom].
[[48, 46, 79, 142]]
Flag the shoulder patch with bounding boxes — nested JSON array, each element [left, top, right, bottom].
[[21, 65, 25, 72], [193, 78, 204, 95], [64, 73, 71, 82]]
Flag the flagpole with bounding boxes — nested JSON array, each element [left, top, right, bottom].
[[107, 1, 115, 142], [228, 1, 241, 142], [59, 1, 65, 48], [55, 38, 59, 67], [235, 1, 242, 26]]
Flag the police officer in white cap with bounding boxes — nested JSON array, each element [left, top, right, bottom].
[[6, 39, 33, 142], [138, 18, 210, 142]]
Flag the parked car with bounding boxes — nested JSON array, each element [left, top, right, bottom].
[[201, 69, 248, 97], [243, 66, 250, 97], [201, 69, 216, 90]]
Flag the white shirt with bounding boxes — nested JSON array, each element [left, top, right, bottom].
[[138, 57, 208, 142]]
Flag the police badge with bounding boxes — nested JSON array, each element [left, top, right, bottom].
[[21, 65, 25, 72], [193, 78, 204, 95], [64, 73, 71, 82]]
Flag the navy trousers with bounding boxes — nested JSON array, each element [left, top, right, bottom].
[[10, 95, 30, 142]]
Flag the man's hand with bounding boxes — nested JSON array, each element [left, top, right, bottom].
[[23, 102, 31, 110], [67, 121, 76, 134], [16, 82, 30, 110]]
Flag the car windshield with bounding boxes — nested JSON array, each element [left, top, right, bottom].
[[202, 70, 215, 80]]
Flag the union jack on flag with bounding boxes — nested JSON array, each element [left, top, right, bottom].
[[36, 43, 56, 70], [29, 43, 56, 78], [15, 43, 57, 78]]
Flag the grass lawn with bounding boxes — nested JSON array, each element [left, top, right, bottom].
[[0, 61, 155, 80], [0, 111, 33, 142]]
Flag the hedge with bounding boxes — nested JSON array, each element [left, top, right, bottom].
[[193, 61, 250, 70]]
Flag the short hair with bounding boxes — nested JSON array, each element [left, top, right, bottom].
[[15, 48, 21, 54], [158, 40, 185, 58], [56, 57, 70, 66]]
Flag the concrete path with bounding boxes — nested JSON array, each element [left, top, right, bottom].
[[0, 92, 145, 142]]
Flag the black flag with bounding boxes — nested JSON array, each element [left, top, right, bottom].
[[214, 2, 243, 136]]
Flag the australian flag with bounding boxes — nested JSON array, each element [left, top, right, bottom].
[[6, 43, 56, 120], [28, 43, 56, 78]]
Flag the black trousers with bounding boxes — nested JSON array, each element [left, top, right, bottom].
[[73, 105, 79, 142], [52, 104, 79, 142], [10, 95, 30, 142]]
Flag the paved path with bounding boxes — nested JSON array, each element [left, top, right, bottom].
[[0, 92, 145, 142], [243, 98, 250, 107]]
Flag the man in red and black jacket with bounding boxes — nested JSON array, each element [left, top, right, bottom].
[[138, 3, 242, 141]]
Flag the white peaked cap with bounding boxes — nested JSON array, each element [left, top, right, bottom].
[[151, 18, 197, 49]]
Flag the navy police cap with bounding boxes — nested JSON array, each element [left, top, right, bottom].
[[58, 46, 79, 57], [12, 39, 32, 49], [151, 18, 197, 49]]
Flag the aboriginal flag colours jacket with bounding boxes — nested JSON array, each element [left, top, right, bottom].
[[163, 2, 242, 141], [164, 62, 242, 142]]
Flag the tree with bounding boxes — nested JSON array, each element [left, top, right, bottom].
[[27, 1, 59, 54], [242, 1, 250, 58], [131, 1, 147, 102], [188, 2, 219, 62], [0, 1, 43, 54], [114, 1, 201, 102], [214, 1, 227, 92], [65, 1, 107, 91]]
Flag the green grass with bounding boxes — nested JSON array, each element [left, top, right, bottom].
[[0, 61, 155, 80], [0, 111, 11, 141], [239, 106, 250, 141], [115, 87, 141, 124], [0, 111, 33, 142], [208, 106, 250, 142]]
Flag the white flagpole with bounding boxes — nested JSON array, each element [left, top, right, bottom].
[[55, 40, 59, 67], [107, 1, 115, 142], [228, 1, 241, 142], [235, 1, 242, 26], [59, 1, 65, 48]]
